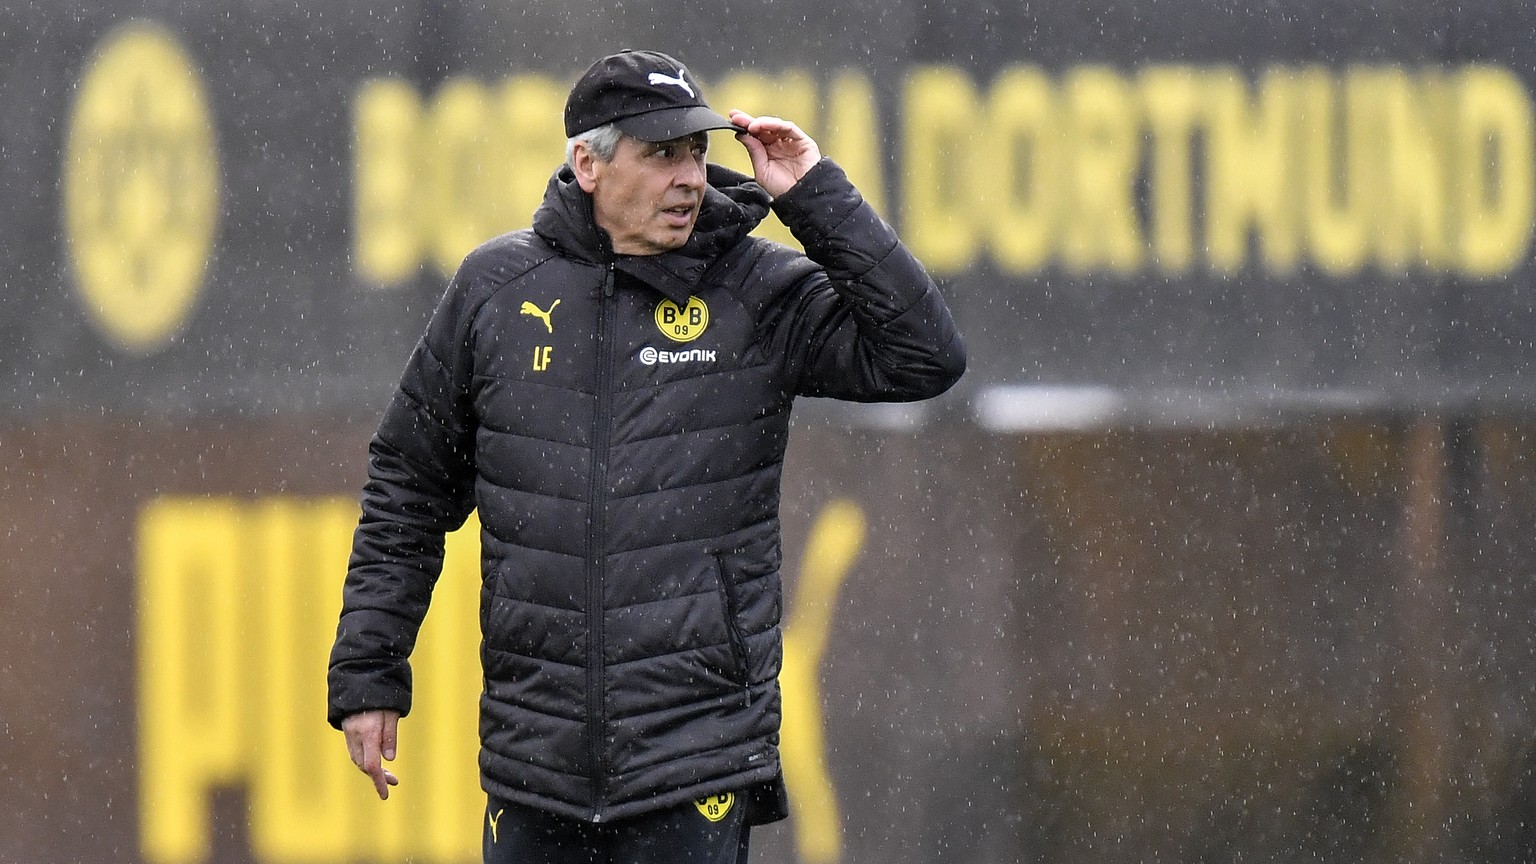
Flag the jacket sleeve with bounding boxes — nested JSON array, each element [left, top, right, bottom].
[[768, 158, 966, 402], [327, 275, 480, 729]]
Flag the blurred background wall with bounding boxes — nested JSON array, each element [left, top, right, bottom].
[[5, 1, 1536, 862]]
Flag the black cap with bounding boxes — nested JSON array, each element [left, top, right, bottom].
[[564, 50, 741, 142]]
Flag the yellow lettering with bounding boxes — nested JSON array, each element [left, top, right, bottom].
[[1454, 65, 1535, 276], [353, 78, 424, 284], [1298, 67, 1373, 275], [496, 75, 566, 232], [983, 66, 1061, 274], [426, 78, 497, 276], [1204, 68, 1301, 273], [1374, 69, 1451, 270], [1061, 67, 1142, 274], [137, 498, 486, 864], [902, 66, 982, 276], [1140, 66, 1203, 273], [137, 499, 246, 864], [349, 513, 485, 864], [822, 69, 887, 218], [350, 62, 1536, 282], [410, 514, 487, 861], [134, 492, 856, 864], [249, 499, 358, 863], [781, 500, 866, 864]]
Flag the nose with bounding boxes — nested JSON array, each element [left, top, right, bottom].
[[676, 155, 705, 190]]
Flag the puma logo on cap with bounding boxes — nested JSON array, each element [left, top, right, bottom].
[[647, 68, 694, 97]]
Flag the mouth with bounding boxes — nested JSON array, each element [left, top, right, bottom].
[[661, 202, 697, 227]]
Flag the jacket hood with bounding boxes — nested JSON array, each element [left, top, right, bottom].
[[532, 163, 773, 303]]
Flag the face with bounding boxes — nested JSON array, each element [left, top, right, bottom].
[[574, 132, 709, 256]]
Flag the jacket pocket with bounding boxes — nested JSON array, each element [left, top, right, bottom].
[[712, 554, 751, 689]]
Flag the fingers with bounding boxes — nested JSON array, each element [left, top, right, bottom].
[[368, 758, 399, 800], [381, 711, 399, 762], [729, 110, 803, 144], [728, 110, 766, 161], [360, 724, 389, 799], [345, 723, 364, 768], [343, 710, 402, 800]]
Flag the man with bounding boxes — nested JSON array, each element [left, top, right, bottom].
[[328, 49, 965, 863]]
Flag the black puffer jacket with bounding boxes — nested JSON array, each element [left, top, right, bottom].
[[329, 158, 965, 823]]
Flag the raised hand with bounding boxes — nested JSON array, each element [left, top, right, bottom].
[[729, 109, 822, 198]]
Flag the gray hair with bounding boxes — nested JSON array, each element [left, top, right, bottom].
[[565, 123, 624, 170]]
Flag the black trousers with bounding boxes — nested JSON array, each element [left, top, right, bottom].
[[483, 794, 751, 864]]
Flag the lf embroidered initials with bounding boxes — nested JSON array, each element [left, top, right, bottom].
[[532, 345, 553, 371]]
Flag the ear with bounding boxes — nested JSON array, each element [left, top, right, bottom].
[[571, 141, 601, 193]]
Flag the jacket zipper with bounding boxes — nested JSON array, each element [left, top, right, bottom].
[[713, 554, 753, 709], [586, 263, 617, 822]]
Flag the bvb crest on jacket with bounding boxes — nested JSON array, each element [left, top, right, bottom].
[[655, 296, 708, 342]]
